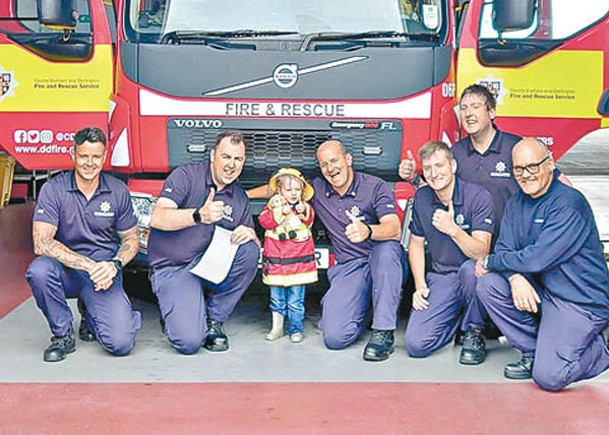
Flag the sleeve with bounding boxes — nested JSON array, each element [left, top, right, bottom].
[[32, 181, 60, 227], [258, 200, 283, 230], [470, 188, 495, 235], [488, 205, 589, 273], [372, 179, 398, 220], [115, 183, 138, 232], [299, 201, 315, 228], [408, 190, 425, 237], [158, 166, 193, 207]]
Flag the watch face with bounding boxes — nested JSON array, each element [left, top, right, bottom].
[[113, 260, 123, 271]]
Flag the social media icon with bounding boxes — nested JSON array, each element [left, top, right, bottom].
[[41, 130, 53, 144], [27, 130, 40, 143], [13, 130, 27, 143]]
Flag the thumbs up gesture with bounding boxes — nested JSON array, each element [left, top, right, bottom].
[[199, 188, 225, 224], [432, 200, 459, 237], [344, 210, 371, 244], [399, 149, 418, 182]]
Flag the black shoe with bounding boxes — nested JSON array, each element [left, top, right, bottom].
[[77, 299, 96, 342], [459, 324, 486, 365], [363, 329, 394, 362], [43, 330, 76, 362], [504, 355, 534, 379], [203, 319, 229, 352]]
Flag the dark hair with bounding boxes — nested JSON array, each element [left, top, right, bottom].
[[419, 140, 453, 163], [460, 84, 497, 111], [214, 130, 247, 151], [74, 127, 107, 147]]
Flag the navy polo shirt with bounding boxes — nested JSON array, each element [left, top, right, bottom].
[[452, 129, 520, 233], [311, 171, 397, 264], [488, 171, 609, 318], [410, 177, 495, 274], [148, 162, 254, 268], [33, 171, 138, 262]]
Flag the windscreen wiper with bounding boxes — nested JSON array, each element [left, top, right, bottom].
[[161, 30, 298, 44], [299, 30, 439, 51]]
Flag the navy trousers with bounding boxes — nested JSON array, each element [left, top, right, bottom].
[[404, 260, 485, 357], [319, 241, 406, 350], [150, 241, 259, 355], [26, 256, 141, 356], [477, 272, 609, 391]]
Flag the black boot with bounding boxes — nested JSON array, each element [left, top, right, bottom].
[[77, 299, 96, 342], [504, 355, 534, 379], [43, 330, 76, 362], [203, 319, 229, 352], [459, 324, 486, 365], [363, 329, 394, 362]]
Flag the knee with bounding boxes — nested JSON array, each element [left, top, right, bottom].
[[167, 329, 204, 355], [458, 260, 476, 285], [26, 256, 59, 288], [237, 242, 260, 267], [533, 367, 567, 392], [322, 325, 357, 350], [475, 273, 497, 303], [404, 330, 433, 358], [99, 330, 136, 356]]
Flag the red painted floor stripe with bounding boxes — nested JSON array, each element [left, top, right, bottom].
[[0, 203, 34, 319], [0, 382, 608, 434]]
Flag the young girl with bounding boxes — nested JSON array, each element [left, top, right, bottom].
[[259, 168, 318, 343]]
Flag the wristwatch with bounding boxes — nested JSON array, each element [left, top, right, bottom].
[[192, 208, 202, 224], [111, 259, 124, 272], [481, 255, 489, 270]]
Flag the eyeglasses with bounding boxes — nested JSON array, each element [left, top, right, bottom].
[[512, 154, 551, 176]]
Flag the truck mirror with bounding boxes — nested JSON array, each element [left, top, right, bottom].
[[491, 0, 535, 33], [598, 89, 609, 116], [37, 0, 78, 30]]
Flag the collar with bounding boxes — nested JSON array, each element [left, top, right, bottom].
[[323, 170, 360, 198], [432, 176, 465, 207], [465, 129, 502, 156], [67, 171, 111, 194]]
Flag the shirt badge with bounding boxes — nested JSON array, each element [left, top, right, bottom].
[[455, 213, 465, 225], [94, 201, 115, 217], [222, 204, 234, 222], [348, 205, 363, 221], [490, 160, 511, 178]]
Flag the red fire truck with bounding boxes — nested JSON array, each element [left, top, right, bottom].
[[1, 0, 608, 267]]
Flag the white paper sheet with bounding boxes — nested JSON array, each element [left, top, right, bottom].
[[190, 226, 238, 284]]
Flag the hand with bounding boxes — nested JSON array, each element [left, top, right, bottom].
[[432, 201, 459, 237], [399, 150, 417, 182], [294, 201, 305, 214], [344, 210, 370, 244], [231, 225, 259, 246], [200, 188, 224, 224], [509, 274, 541, 313], [88, 261, 118, 291], [282, 204, 292, 215], [412, 287, 430, 310], [475, 257, 489, 278]]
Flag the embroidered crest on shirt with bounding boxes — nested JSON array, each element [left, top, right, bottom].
[[455, 213, 470, 230], [348, 205, 364, 221], [222, 204, 234, 222], [490, 160, 511, 178], [94, 201, 115, 217]]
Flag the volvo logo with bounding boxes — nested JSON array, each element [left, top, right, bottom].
[[172, 119, 223, 128], [273, 64, 298, 89]]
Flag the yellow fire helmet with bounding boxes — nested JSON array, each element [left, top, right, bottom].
[[268, 167, 315, 201]]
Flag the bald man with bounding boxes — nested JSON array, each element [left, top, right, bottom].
[[475, 137, 609, 391], [312, 140, 406, 362]]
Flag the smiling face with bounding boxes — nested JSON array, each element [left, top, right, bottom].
[[72, 140, 106, 184], [316, 140, 354, 196], [421, 148, 456, 195], [209, 137, 246, 190], [459, 92, 496, 138], [512, 138, 555, 199]]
